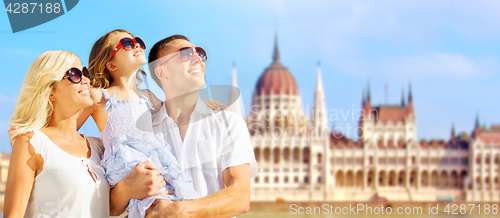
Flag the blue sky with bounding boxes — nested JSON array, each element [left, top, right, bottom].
[[1, 0, 499, 152]]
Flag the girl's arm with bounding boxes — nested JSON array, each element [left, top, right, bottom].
[[140, 89, 163, 113], [78, 88, 107, 132], [4, 132, 42, 217], [77, 106, 94, 131]]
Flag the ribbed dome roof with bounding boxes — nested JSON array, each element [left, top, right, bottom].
[[255, 62, 298, 95], [254, 34, 298, 96]]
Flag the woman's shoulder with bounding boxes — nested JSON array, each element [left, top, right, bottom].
[[14, 131, 36, 147], [12, 131, 46, 161]]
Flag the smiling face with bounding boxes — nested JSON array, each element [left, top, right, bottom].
[[51, 58, 93, 110], [157, 39, 206, 94], [107, 32, 146, 75]]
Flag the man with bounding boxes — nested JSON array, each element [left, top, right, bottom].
[[144, 35, 257, 217]]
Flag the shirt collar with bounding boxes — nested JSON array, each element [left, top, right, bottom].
[[152, 98, 213, 126]]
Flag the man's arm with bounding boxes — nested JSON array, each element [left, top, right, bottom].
[[146, 163, 251, 218]]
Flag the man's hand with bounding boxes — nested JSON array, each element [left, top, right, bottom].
[[145, 200, 188, 218]]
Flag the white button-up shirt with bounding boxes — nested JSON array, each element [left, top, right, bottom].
[[151, 98, 258, 197]]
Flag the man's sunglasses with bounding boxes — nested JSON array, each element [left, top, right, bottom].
[[62, 67, 89, 84], [160, 47, 207, 65], [107, 37, 146, 62]]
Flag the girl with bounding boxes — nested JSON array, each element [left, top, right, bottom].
[[5, 50, 110, 217], [79, 29, 201, 218]]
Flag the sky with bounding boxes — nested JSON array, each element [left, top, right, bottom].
[[0, 0, 499, 152]]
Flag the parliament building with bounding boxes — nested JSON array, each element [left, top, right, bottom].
[[233, 36, 500, 202]]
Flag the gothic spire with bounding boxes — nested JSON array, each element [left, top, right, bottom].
[[367, 82, 371, 102], [475, 113, 480, 129], [408, 82, 413, 102], [273, 32, 280, 63], [316, 61, 323, 91], [362, 88, 366, 107], [451, 122, 456, 138], [401, 88, 406, 107]]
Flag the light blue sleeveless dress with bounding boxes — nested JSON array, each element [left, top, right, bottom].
[[99, 89, 200, 218]]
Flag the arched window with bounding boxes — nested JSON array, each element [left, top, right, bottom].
[[273, 148, 280, 164], [263, 147, 270, 162], [254, 148, 261, 162], [293, 147, 300, 163], [303, 147, 310, 164], [283, 147, 290, 162]]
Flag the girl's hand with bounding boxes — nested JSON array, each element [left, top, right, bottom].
[[110, 161, 172, 215], [121, 161, 171, 199]]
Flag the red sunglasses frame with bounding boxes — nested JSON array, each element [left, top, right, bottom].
[[159, 46, 207, 66], [107, 37, 146, 63]]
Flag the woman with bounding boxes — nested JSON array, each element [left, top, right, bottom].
[[4, 50, 110, 217]]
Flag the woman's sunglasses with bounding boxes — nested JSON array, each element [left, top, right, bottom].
[[160, 47, 207, 66], [62, 67, 89, 84], [107, 37, 146, 62]]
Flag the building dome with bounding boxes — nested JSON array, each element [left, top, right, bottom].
[[254, 35, 298, 96], [255, 62, 298, 96]]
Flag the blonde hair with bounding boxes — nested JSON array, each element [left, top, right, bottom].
[[88, 29, 145, 89], [9, 50, 78, 144]]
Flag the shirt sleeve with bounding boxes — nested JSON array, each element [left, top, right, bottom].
[[221, 112, 258, 178]]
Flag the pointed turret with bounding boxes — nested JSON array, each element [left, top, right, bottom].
[[272, 32, 280, 63], [472, 113, 481, 138], [407, 82, 414, 114], [365, 82, 372, 111], [362, 88, 366, 107], [230, 62, 244, 117], [450, 122, 457, 147], [401, 88, 406, 107], [361, 82, 372, 123], [475, 113, 480, 129], [367, 82, 371, 103], [313, 61, 328, 137], [451, 122, 456, 138]]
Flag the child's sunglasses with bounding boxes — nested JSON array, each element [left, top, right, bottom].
[[160, 47, 207, 66], [62, 67, 89, 84], [107, 37, 146, 62]]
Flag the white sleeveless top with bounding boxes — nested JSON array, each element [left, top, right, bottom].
[[24, 130, 110, 218]]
